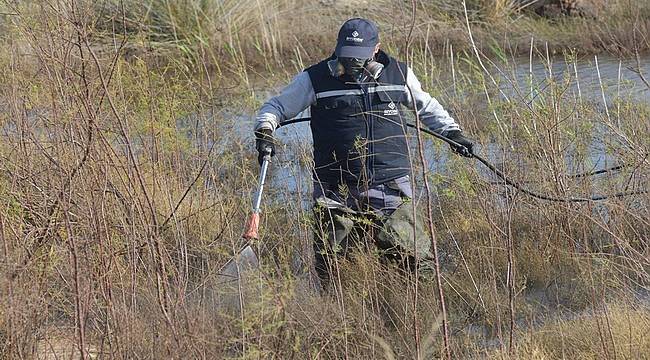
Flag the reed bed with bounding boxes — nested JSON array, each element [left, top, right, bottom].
[[0, 0, 648, 358]]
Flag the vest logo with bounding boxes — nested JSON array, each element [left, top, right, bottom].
[[384, 102, 398, 116], [346, 31, 363, 43]]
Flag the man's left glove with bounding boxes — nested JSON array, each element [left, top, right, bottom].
[[446, 130, 475, 158], [255, 128, 276, 165]]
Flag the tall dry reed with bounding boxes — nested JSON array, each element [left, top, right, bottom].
[[0, 0, 648, 358]]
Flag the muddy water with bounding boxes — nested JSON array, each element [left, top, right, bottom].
[[222, 55, 649, 205]]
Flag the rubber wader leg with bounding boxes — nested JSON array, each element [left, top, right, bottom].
[[376, 202, 436, 275], [312, 205, 355, 290]]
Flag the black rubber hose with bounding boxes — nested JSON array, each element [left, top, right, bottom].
[[277, 119, 648, 202], [569, 164, 626, 179]]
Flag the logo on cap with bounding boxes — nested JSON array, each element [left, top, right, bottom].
[[346, 30, 364, 43]]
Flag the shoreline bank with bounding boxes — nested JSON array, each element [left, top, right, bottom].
[[74, 0, 650, 79]]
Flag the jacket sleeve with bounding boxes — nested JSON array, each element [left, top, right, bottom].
[[404, 67, 460, 135], [254, 71, 316, 132]]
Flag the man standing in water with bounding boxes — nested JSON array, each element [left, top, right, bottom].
[[254, 18, 475, 288]]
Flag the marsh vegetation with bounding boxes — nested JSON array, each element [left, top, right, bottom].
[[0, 0, 649, 358]]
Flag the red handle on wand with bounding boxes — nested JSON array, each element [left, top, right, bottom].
[[242, 151, 271, 240], [243, 213, 260, 240]]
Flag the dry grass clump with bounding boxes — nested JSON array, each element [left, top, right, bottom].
[[490, 304, 650, 359]]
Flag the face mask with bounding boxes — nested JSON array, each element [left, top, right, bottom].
[[338, 57, 368, 80], [364, 60, 384, 79], [328, 57, 385, 81]]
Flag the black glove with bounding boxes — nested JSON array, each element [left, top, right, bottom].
[[446, 130, 475, 157], [255, 128, 276, 165]]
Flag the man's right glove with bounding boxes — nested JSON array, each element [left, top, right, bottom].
[[255, 128, 276, 165], [446, 130, 475, 158]]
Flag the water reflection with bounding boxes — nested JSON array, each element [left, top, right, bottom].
[[502, 55, 650, 103]]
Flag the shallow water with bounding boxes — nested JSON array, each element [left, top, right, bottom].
[[503, 54, 650, 103]]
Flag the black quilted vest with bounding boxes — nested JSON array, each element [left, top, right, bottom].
[[306, 50, 410, 186]]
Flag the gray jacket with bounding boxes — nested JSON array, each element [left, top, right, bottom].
[[254, 66, 460, 134]]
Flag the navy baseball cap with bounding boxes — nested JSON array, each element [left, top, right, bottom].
[[335, 18, 379, 59]]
